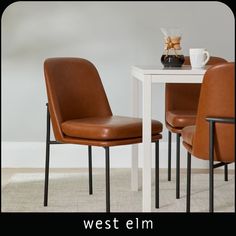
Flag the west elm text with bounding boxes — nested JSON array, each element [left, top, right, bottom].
[[83, 218, 154, 230]]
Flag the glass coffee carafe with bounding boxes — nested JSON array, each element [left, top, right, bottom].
[[160, 28, 185, 67]]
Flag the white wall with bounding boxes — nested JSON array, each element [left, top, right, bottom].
[[2, 2, 234, 168]]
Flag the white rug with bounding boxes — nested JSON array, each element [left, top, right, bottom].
[[2, 169, 234, 212]]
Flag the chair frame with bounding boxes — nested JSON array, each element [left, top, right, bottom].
[[44, 103, 160, 212], [167, 131, 181, 199], [186, 117, 235, 212]]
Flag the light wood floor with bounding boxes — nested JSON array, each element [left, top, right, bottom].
[[2, 168, 232, 189]]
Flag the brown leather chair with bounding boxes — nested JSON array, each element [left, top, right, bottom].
[[182, 62, 235, 212], [165, 56, 227, 199], [43, 57, 163, 212]]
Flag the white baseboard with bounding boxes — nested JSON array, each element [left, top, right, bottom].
[[2, 141, 230, 169]]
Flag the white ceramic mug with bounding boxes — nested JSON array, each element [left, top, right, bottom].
[[189, 48, 210, 68]]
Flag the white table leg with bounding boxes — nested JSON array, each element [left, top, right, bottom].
[[142, 75, 152, 212], [131, 77, 139, 191]]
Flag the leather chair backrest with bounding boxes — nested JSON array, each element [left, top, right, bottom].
[[165, 57, 227, 114], [192, 62, 235, 162], [44, 58, 112, 141]]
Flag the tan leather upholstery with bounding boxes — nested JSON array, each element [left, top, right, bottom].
[[165, 56, 227, 131], [61, 134, 162, 147], [182, 63, 235, 162], [166, 110, 196, 128], [61, 116, 162, 140], [181, 125, 195, 146], [44, 58, 162, 147], [44, 58, 112, 141]]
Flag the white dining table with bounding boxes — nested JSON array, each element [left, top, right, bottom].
[[131, 65, 209, 212]]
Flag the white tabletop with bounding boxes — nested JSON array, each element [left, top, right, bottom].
[[132, 65, 209, 75]]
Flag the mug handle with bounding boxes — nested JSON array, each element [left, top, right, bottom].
[[202, 50, 210, 66]]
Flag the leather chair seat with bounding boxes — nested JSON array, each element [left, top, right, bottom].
[[166, 110, 197, 128], [182, 125, 195, 146], [61, 116, 163, 140]]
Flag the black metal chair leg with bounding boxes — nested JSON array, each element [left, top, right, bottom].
[[88, 146, 93, 194], [224, 164, 228, 181], [44, 104, 50, 206], [155, 141, 159, 208], [209, 121, 214, 213], [186, 152, 191, 212], [105, 147, 110, 213], [168, 131, 172, 181], [176, 133, 181, 199]]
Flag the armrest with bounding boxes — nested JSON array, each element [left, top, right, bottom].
[[206, 117, 235, 124]]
